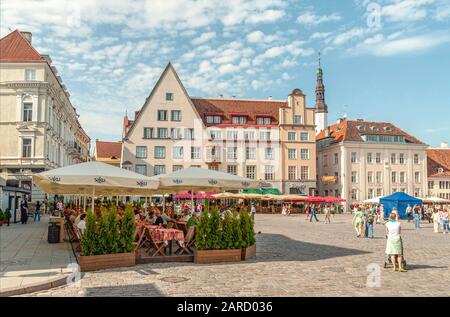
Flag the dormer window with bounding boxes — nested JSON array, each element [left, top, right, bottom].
[[357, 125, 365, 131], [166, 93, 174, 101], [371, 126, 379, 132], [256, 117, 271, 125], [438, 167, 444, 174], [384, 126, 392, 132], [206, 115, 222, 124], [232, 116, 247, 124]]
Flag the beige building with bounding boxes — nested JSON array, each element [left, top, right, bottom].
[[121, 63, 317, 194], [0, 30, 90, 208], [427, 143, 450, 200], [316, 119, 428, 207]]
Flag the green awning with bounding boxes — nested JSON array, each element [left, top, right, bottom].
[[243, 188, 281, 195]]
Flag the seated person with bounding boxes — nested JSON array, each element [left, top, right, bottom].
[[187, 212, 200, 228], [147, 211, 156, 223], [151, 210, 164, 226], [77, 214, 87, 235], [181, 210, 191, 222], [134, 210, 141, 221]]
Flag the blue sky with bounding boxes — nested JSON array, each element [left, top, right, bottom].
[[2, 0, 450, 148]]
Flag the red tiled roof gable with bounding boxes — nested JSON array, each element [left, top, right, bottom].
[[0, 30, 46, 63], [427, 149, 450, 178], [95, 141, 122, 160]]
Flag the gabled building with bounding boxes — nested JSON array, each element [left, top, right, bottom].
[[427, 143, 450, 200], [0, 30, 90, 210], [316, 119, 428, 206], [121, 62, 317, 194], [93, 140, 122, 167]]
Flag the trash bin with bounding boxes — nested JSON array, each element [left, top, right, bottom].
[[48, 222, 60, 243]]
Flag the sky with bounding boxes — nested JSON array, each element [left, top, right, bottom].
[[1, 0, 450, 149]]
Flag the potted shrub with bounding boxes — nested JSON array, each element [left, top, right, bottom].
[[4, 209, 12, 226], [79, 206, 135, 272], [0, 209, 4, 226], [194, 207, 241, 264], [240, 210, 256, 260]]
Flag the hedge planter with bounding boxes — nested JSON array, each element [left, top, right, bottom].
[[79, 252, 135, 272], [194, 249, 241, 264], [241, 244, 256, 261]]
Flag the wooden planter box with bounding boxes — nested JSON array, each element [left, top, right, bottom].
[[194, 249, 241, 264], [241, 244, 256, 261], [79, 252, 135, 272]]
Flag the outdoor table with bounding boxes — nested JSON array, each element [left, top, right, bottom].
[[147, 227, 185, 256]]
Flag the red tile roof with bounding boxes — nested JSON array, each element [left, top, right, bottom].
[[191, 98, 287, 126], [0, 30, 46, 63], [427, 148, 450, 178], [316, 120, 424, 145], [95, 141, 122, 160]]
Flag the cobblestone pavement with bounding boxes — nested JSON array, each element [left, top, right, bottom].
[[26, 214, 450, 297]]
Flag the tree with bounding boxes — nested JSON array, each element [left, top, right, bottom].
[[221, 213, 234, 249], [106, 206, 120, 254], [231, 212, 244, 249], [208, 207, 222, 249], [240, 210, 255, 247], [97, 207, 109, 254], [81, 208, 98, 256], [120, 204, 136, 253], [195, 210, 209, 250]]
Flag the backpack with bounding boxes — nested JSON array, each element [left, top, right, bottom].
[[367, 212, 374, 224]]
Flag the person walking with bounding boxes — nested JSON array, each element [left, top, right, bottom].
[[20, 200, 28, 224], [352, 208, 364, 237], [250, 203, 256, 221], [367, 209, 375, 239], [413, 204, 421, 229], [406, 204, 413, 222], [440, 209, 449, 234], [385, 212, 407, 272], [324, 205, 331, 224], [34, 201, 41, 222], [305, 204, 310, 221], [432, 210, 440, 233], [309, 204, 319, 222]]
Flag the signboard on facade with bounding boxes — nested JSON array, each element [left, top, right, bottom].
[[321, 176, 337, 184]]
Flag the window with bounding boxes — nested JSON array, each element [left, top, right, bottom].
[[209, 165, 218, 171], [22, 138, 32, 157], [136, 146, 147, 158], [157, 128, 168, 139], [375, 152, 381, 164], [143, 127, 153, 139], [368, 189, 374, 199], [191, 147, 201, 159], [288, 132, 296, 141], [257, 117, 271, 125], [213, 116, 221, 123], [367, 152, 373, 164], [323, 155, 328, 167], [246, 147, 256, 160], [171, 110, 181, 121], [246, 165, 256, 179], [288, 149, 297, 160], [391, 153, 396, 164], [368, 171, 374, 183], [244, 131, 255, 140], [166, 93, 173, 101], [206, 116, 214, 123], [392, 171, 397, 183], [260, 131, 271, 140], [184, 128, 194, 140], [23, 103, 32, 122], [376, 171, 382, 183], [377, 188, 383, 197], [227, 147, 237, 160], [300, 166, 309, 180], [227, 165, 237, 175], [400, 172, 406, 183], [210, 130, 222, 140], [227, 130, 238, 140], [154, 146, 166, 159], [351, 152, 357, 164], [414, 172, 420, 183], [173, 165, 183, 172], [351, 189, 358, 200], [135, 164, 147, 176], [173, 146, 183, 159], [171, 128, 181, 139], [154, 165, 165, 175], [265, 147, 274, 160], [399, 153, 405, 164], [232, 116, 246, 124], [264, 165, 275, 181], [293, 115, 302, 125], [414, 189, 421, 197], [351, 171, 358, 183], [334, 153, 339, 165], [288, 166, 297, 180], [25, 69, 36, 81], [300, 149, 309, 160], [300, 132, 309, 141], [157, 110, 167, 121], [414, 154, 419, 164]]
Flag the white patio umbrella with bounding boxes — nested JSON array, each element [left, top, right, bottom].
[[33, 161, 159, 212], [420, 196, 450, 204], [363, 196, 383, 204], [150, 167, 259, 212]]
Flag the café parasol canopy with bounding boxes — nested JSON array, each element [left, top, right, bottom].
[[33, 161, 159, 211]]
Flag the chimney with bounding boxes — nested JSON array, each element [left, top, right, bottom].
[[232, 95, 236, 99], [268, 96, 272, 100], [356, 118, 364, 122], [324, 126, 330, 137], [441, 142, 449, 149], [219, 94, 223, 98], [21, 31, 32, 44]]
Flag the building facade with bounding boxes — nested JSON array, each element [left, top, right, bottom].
[[427, 143, 450, 200], [316, 119, 428, 207], [0, 30, 90, 209], [93, 140, 122, 167], [121, 63, 317, 194]]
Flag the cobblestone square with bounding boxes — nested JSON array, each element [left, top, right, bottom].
[[26, 214, 450, 297]]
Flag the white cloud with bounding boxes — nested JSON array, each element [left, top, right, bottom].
[[246, 9, 285, 24], [192, 32, 216, 45], [247, 30, 278, 43], [310, 32, 332, 40], [297, 11, 341, 26], [381, 0, 434, 23], [332, 27, 368, 46]]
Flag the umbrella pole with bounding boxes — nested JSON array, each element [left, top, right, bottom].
[[163, 195, 166, 213], [83, 195, 86, 213], [116, 196, 119, 206], [145, 196, 148, 212], [191, 188, 194, 214], [91, 187, 95, 213]]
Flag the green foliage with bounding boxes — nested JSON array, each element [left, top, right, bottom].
[[120, 204, 136, 253], [231, 212, 244, 249], [4, 209, 12, 219], [207, 207, 222, 249], [240, 210, 255, 248], [96, 207, 110, 254], [106, 206, 120, 254], [221, 213, 234, 249], [80, 208, 98, 256], [195, 209, 209, 250], [0, 209, 4, 221]]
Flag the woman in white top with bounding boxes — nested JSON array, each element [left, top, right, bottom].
[[281, 205, 287, 216], [385, 212, 407, 272]]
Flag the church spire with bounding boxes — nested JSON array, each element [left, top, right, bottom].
[[315, 50, 327, 113]]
